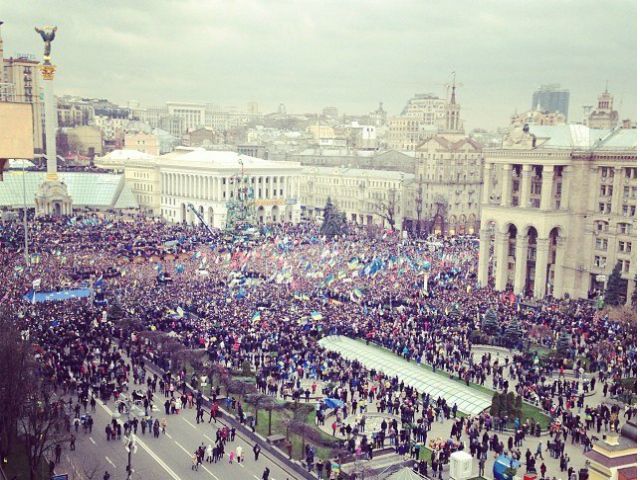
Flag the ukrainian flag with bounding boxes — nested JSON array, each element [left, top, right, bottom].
[[310, 311, 323, 321], [252, 311, 261, 323]]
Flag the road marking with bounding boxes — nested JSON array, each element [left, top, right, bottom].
[[202, 465, 221, 480], [105, 456, 116, 468], [238, 461, 245, 468], [165, 432, 173, 439], [204, 434, 215, 443], [174, 440, 192, 456], [182, 417, 197, 429], [89, 437, 96, 445], [253, 476, 260, 480], [97, 399, 183, 480]]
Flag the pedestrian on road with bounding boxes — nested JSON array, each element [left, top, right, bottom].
[[262, 467, 270, 480], [161, 417, 167, 434], [236, 445, 243, 463], [253, 443, 261, 460], [103, 472, 110, 480], [69, 435, 76, 451], [54, 444, 62, 464]]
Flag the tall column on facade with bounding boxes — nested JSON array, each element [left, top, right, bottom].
[[519, 164, 532, 208], [513, 234, 528, 295], [540, 165, 554, 210], [482, 163, 492, 204], [552, 237, 567, 299], [494, 231, 509, 291], [478, 229, 491, 287], [500, 164, 512, 207], [533, 237, 550, 298], [225, 177, 230, 201], [560, 166, 571, 209]]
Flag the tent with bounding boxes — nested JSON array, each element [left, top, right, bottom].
[[323, 398, 344, 409]]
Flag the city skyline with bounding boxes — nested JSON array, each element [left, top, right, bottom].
[[3, 0, 636, 130]]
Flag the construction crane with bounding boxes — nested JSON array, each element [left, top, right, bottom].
[[187, 203, 216, 238]]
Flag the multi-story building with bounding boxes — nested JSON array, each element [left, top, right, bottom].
[[96, 147, 302, 227], [532, 84, 570, 119], [386, 89, 463, 151], [167, 102, 206, 132], [2, 49, 43, 152], [478, 124, 636, 303], [124, 132, 160, 156], [300, 166, 414, 228], [410, 135, 483, 235], [585, 89, 619, 130], [511, 108, 566, 126]]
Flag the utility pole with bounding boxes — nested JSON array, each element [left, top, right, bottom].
[[22, 160, 29, 263]]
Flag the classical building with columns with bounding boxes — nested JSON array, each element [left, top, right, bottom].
[[478, 124, 636, 302], [96, 147, 302, 228]]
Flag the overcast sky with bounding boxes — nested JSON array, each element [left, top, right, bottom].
[[2, 0, 637, 130]]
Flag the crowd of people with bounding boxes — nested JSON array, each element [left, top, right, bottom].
[[1, 211, 636, 480]]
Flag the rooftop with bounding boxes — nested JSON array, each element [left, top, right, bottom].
[[0, 172, 138, 209], [529, 125, 636, 150], [303, 166, 415, 182]]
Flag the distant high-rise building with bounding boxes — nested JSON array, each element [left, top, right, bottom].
[[531, 84, 570, 119]]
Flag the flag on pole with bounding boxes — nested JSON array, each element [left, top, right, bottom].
[[251, 311, 261, 323]]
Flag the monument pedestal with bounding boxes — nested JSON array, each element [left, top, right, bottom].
[[35, 178, 72, 216]]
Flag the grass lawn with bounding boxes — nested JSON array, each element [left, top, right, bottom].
[[238, 394, 340, 462]]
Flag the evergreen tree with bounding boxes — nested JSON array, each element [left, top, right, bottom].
[[504, 320, 522, 348], [482, 309, 498, 334], [506, 392, 516, 419], [556, 332, 573, 359], [515, 395, 523, 421], [604, 262, 626, 306], [490, 392, 499, 417]]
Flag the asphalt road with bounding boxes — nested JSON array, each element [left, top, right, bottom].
[[58, 386, 299, 480]]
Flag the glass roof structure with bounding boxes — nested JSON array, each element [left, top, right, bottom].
[[318, 335, 492, 415], [0, 171, 138, 209]]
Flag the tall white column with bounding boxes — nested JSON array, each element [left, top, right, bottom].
[[482, 163, 492, 204], [43, 74, 58, 180], [552, 237, 567, 299], [500, 164, 512, 207], [519, 164, 532, 208], [612, 166, 624, 214], [560, 166, 571, 209], [540, 165, 554, 210], [513, 234, 528, 295], [534, 237, 550, 298], [494, 231, 509, 291], [478, 229, 491, 286]]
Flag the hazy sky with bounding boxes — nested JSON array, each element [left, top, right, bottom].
[[2, 0, 637, 129]]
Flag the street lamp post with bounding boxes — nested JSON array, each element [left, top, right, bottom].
[[22, 160, 29, 263]]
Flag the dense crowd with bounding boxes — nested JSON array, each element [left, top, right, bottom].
[[1, 212, 636, 480]]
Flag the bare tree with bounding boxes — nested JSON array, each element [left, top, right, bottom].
[[0, 309, 32, 466], [370, 188, 398, 231], [20, 380, 69, 480]]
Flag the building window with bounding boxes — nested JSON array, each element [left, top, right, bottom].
[[624, 167, 637, 179], [594, 256, 607, 268], [622, 204, 636, 217], [595, 238, 608, 251], [599, 203, 611, 214], [618, 223, 631, 235]]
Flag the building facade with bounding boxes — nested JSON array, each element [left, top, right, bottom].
[[478, 124, 636, 302], [97, 148, 302, 228], [300, 166, 414, 228], [410, 135, 482, 235]]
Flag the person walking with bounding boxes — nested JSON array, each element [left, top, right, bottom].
[[54, 444, 62, 464], [253, 443, 261, 461], [236, 445, 243, 463], [103, 472, 110, 480], [262, 467, 270, 480]]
